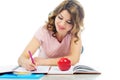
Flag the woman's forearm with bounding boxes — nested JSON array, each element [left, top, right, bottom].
[[39, 55, 80, 66]]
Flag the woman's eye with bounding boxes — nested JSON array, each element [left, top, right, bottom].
[[67, 21, 72, 24], [58, 16, 63, 20]]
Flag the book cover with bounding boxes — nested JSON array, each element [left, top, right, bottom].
[[0, 73, 44, 79]]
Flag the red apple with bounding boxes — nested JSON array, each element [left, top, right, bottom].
[[57, 57, 71, 71]]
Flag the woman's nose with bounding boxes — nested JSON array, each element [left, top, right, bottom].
[[60, 20, 66, 26]]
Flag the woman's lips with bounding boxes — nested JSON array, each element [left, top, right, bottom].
[[58, 26, 65, 30]]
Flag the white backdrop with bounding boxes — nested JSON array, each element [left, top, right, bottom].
[[0, 0, 120, 78]]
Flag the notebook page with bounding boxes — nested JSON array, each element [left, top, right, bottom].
[[14, 66, 50, 74], [48, 66, 74, 74]]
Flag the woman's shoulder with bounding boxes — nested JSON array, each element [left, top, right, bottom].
[[38, 23, 53, 35], [34, 23, 50, 40], [36, 23, 48, 33], [40, 23, 47, 30]]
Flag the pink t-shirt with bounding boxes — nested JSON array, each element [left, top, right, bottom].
[[34, 25, 71, 58]]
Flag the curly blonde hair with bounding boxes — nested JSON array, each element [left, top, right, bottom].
[[47, 0, 85, 43]]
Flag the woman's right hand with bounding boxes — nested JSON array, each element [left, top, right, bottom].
[[19, 58, 36, 71]]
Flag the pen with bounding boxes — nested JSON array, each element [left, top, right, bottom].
[[28, 50, 35, 64]]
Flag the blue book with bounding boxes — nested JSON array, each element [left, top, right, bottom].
[[0, 73, 44, 79]]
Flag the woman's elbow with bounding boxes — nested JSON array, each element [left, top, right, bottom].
[[71, 58, 80, 65]]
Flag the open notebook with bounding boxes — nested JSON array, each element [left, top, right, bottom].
[[48, 65, 101, 74], [13, 66, 50, 74], [13, 65, 101, 75]]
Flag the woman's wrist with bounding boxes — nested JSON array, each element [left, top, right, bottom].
[[18, 56, 28, 66]]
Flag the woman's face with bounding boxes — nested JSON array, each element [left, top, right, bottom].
[[55, 10, 73, 35]]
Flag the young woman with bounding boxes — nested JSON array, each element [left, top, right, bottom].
[[18, 0, 85, 71]]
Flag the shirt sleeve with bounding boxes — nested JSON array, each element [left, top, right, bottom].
[[34, 26, 47, 44]]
